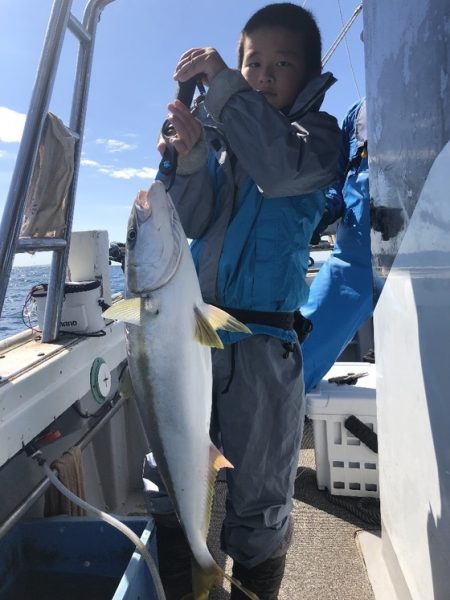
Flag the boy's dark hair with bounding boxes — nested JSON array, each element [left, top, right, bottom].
[[237, 3, 322, 80]]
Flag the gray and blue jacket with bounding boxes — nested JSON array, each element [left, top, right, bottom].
[[158, 68, 341, 343]]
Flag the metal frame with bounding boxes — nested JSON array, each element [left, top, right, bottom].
[[0, 0, 116, 342]]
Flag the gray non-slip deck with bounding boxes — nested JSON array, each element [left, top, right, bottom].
[[209, 420, 377, 600]]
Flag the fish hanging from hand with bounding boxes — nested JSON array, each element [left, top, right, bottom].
[[103, 181, 257, 600]]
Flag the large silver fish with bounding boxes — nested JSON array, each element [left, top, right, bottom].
[[103, 181, 257, 600]]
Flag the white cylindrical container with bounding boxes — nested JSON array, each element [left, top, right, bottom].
[[68, 231, 112, 305], [31, 281, 105, 334]]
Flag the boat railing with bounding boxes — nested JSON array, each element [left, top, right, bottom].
[[0, 0, 116, 342]]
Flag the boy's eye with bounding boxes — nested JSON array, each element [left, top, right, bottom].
[[246, 62, 260, 68], [277, 60, 292, 67]]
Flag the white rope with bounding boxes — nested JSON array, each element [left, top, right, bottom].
[[337, 0, 362, 98], [322, 2, 363, 67]]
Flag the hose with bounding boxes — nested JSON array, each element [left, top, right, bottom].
[[36, 456, 166, 600]]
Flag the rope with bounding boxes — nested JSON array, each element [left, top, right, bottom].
[[337, 0, 362, 98]]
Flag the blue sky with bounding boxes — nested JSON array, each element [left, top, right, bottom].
[[0, 0, 364, 266]]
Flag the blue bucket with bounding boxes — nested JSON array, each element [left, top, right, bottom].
[[0, 516, 158, 600]]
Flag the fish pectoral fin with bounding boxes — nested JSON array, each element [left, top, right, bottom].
[[202, 304, 251, 334], [194, 307, 224, 348], [102, 298, 141, 325]]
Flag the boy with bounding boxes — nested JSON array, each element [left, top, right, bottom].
[[148, 4, 341, 598]]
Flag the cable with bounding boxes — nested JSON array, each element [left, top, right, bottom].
[[337, 0, 362, 98], [322, 3, 363, 67], [32, 452, 167, 600]]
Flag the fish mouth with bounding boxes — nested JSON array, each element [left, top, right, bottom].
[[134, 190, 152, 223]]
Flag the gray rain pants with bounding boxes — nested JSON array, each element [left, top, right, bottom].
[[143, 334, 305, 569]]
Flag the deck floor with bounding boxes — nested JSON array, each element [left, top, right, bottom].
[[209, 420, 377, 600]]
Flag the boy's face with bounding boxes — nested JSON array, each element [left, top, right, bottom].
[[240, 26, 307, 111]]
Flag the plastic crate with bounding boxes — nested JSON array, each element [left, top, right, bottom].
[[0, 516, 157, 600], [306, 362, 378, 497]]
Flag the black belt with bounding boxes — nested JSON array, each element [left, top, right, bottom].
[[217, 306, 313, 343]]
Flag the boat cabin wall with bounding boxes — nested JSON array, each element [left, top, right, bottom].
[[365, 0, 450, 280], [364, 1, 450, 599]]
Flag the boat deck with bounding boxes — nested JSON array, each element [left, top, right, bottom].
[[209, 420, 378, 600]]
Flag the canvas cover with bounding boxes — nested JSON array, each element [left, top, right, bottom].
[[20, 112, 76, 239]]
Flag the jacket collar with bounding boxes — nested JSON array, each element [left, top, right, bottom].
[[287, 72, 337, 121]]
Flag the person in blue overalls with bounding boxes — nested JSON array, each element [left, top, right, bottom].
[[302, 98, 373, 392], [144, 4, 341, 598]]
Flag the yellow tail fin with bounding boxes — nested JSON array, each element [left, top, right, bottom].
[[186, 561, 259, 600]]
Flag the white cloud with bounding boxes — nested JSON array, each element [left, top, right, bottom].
[[80, 158, 100, 167], [80, 157, 157, 181], [0, 149, 7, 159], [109, 167, 158, 180], [95, 138, 137, 153], [0, 107, 26, 143]]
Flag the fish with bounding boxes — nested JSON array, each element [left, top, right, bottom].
[[103, 180, 257, 600]]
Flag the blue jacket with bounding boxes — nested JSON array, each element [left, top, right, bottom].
[[302, 99, 373, 390], [158, 69, 341, 343]]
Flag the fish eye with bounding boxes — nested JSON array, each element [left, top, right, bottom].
[[127, 228, 137, 247]]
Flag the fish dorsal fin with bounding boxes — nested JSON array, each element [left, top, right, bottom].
[[201, 304, 251, 334], [194, 307, 224, 348], [102, 298, 141, 325]]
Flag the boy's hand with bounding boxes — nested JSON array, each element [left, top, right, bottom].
[[157, 100, 202, 157], [173, 47, 227, 86]]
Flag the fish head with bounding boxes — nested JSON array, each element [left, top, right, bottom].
[[125, 181, 183, 295]]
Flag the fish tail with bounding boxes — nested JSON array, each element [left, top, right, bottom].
[[219, 565, 260, 600], [186, 445, 258, 599], [187, 561, 259, 600]]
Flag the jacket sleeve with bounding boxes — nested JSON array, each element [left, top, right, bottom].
[[323, 102, 358, 217], [156, 137, 215, 239], [205, 69, 341, 198]]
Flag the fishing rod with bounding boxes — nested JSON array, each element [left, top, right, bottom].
[[158, 78, 205, 191], [322, 2, 363, 67]]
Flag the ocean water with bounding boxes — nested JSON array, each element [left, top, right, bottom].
[[0, 265, 125, 341]]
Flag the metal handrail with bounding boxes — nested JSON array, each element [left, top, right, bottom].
[[0, 0, 116, 342], [42, 0, 116, 341]]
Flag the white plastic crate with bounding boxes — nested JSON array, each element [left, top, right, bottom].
[[306, 362, 378, 498]]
